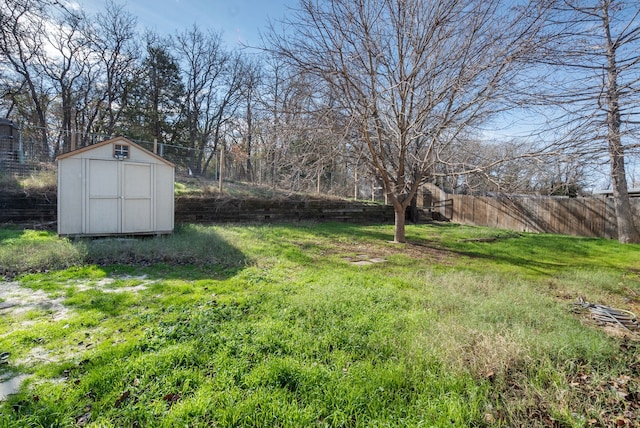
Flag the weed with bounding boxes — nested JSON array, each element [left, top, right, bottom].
[[0, 169, 56, 192]]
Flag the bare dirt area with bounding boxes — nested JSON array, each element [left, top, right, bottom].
[[325, 239, 457, 267], [0, 275, 155, 363], [0, 281, 69, 322], [0, 275, 154, 323]]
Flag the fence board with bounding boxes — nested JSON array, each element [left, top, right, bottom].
[[448, 193, 640, 239]]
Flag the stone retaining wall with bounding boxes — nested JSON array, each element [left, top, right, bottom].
[[0, 191, 395, 227], [0, 190, 57, 226]]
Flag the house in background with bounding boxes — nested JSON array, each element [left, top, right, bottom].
[[0, 119, 19, 168], [593, 188, 640, 198], [57, 136, 174, 236]]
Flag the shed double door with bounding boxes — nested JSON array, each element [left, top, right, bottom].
[[86, 159, 153, 234]]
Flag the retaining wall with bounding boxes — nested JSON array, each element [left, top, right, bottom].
[[0, 191, 395, 226]]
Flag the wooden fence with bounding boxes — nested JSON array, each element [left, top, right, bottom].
[[445, 193, 639, 239]]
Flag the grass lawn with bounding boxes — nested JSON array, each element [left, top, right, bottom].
[[0, 222, 639, 427]]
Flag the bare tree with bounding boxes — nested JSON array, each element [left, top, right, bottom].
[[268, 0, 549, 242], [536, 0, 640, 243], [0, 0, 52, 154], [445, 138, 588, 196], [255, 56, 347, 193], [174, 26, 247, 175], [239, 58, 262, 181], [275, 70, 335, 192], [257, 55, 286, 191], [91, 0, 139, 137], [39, 10, 93, 155]]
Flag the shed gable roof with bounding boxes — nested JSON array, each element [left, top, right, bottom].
[[56, 136, 175, 168]]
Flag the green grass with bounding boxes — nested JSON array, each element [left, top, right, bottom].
[[0, 223, 639, 426], [173, 175, 347, 199], [0, 228, 85, 277]]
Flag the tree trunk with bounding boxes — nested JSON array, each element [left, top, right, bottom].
[[245, 99, 253, 182], [26, 80, 49, 157], [610, 153, 638, 243], [62, 88, 73, 155], [218, 147, 224, 193], [393, 200, 406, 243], [202, 148, 215, 175], [603, 3, 640, 243]]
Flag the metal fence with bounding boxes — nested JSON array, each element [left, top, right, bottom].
[[0, 124, 386, 201]]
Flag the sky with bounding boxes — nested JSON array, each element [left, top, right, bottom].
[[77, 0, 296, 49]]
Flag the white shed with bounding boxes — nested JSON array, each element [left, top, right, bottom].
[[57, 137, 175, 236]]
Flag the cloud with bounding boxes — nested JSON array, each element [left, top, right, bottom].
[[60, 1, 82, 11]]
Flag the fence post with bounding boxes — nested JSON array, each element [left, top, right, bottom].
[[354, 166, 358, 199], [218, 148, 224, 193], [18, 122, 24, 164]]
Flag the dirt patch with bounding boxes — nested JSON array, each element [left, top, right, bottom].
[[0, 373, 29, 401], [73, 275, 153, 293], [0, 275, 154, 320], [345, 254, 387, 266], [329, 239, 457, 266], [0, 282, 69, 321], [0, 276, 154, 322], [405, 241, 458, 263], [0, 274, 153, 327], [1, 275, 154, 369]]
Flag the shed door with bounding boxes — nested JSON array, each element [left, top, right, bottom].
[[86, 160, 154, 234], [122, 163, 152, 233], [87, 159, 120, 234]]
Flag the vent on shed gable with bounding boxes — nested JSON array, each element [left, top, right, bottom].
[[113, 144, 129, 160]]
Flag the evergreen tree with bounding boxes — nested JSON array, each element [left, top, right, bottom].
[[122, 35, 184, 146]]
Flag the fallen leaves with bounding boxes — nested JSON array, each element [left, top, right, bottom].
[[567, 347, 640, 427], [163, 392, 180, 407], [114, 390, 130, 408]]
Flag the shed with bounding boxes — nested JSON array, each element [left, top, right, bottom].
[[57, 137, 175, 236]]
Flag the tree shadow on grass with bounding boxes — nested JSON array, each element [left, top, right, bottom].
[[0, 227, 26, 244], [310, 221, 396, 242], [407, 225, 614, 277], [256, 222, 616, 279], [82, 224, 249, 281]]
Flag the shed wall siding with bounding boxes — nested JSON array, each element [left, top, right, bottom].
[[155, 164, 174, 232], [57, 158, 82, 235]]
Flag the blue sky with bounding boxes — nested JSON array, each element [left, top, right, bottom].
[[77, 0, 295, 48]]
